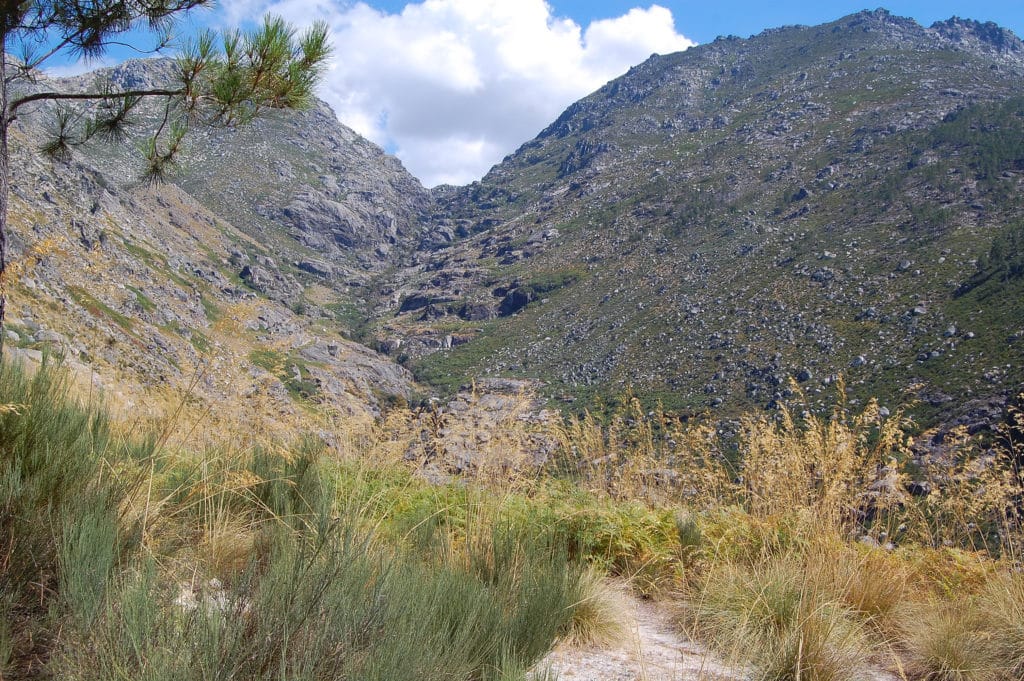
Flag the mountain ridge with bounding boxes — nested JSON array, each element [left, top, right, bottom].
[[374, 8, 1024, 431], [3, 8, 1023, 440]]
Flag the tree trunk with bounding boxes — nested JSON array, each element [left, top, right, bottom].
[[0, 51, 8, 360]]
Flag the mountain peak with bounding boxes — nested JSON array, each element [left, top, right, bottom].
[[930, 16, 1024, 54], [828, 8, 925, 38]]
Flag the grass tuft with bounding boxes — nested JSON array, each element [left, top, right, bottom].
[[563, 565, 632, 648], [691, 552, 872, 681], [902, 601, 1000, 681]]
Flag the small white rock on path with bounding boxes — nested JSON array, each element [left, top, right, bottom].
[[541, 597, 903, 681]]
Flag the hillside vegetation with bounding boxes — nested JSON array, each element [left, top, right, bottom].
[[4, 11, 1023, 440]]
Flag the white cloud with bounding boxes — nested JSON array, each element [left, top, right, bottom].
[[43, 56, 119, 78], [217, 1, 695, 186]]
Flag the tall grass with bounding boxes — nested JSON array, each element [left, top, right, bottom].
[[560, 565, 631, 648], [978, 569, 1024, 679], [902, 601, 1000, 681], [902, 568, 1024, 681], [0, 358, 586, 680], [560, 386, 1024, 558], [6, 355, 1024, 681], [543, 389, 1024, 679], [689, 549, 873, 681]]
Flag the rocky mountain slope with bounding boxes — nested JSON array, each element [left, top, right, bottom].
[[3, 61, 426, 423], [374, 9, 1024, 429], [4, 9, 1024, 436]]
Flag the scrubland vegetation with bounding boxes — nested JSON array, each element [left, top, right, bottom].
[[2, 358, 1023, 680]]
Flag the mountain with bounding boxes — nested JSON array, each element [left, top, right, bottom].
[[4, 9, 1024, 437], [373, 9, 1024, 429]]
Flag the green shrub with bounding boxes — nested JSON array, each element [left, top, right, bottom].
[[59, 522, 577, 681], [0, 358, 145, 675], [246, 436, 335, 527]]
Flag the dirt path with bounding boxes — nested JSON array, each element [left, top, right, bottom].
[[541, 597, 903, 681], [542, 598, 742, 681]]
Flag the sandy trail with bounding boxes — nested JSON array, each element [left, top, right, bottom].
[[542, 596, 903, 681], [542, 598, 741, 681]]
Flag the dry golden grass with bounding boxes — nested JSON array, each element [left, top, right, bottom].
[[975, 569, 1024, 680], [900, 425, 1023, 555], [555, 394, 732, 505], [901, 600, 1002, 681], [688, 548, 874, 681], [198, 501, 258, 578], [562, 566, 632, 648], [828, 547, 914, 637]]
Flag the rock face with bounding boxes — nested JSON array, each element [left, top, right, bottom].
[[53, 60, 431, 288], [173, 98, 429, 280]]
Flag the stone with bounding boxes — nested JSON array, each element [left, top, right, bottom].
[[905, 480, 931, 497], [498, 288, 535, 316], [296, 259, 334, 277], [11, 347, 43, 364], [35, 329, 64, 344], [457, 303, 496, 321], [858, 535, 880, 548]]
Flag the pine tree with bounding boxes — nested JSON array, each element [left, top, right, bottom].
[[0, 1, 330, 356]]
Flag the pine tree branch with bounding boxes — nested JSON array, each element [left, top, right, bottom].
[[24, 36, 83, 72], [10, 87, 184, 116]]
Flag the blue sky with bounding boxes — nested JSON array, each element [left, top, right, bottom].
[[38, 1, 1024, 186], [544, 1, 1024, 43], [359, 1, 1024, 45]]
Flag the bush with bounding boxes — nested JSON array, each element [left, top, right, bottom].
[[0, 358, 143, 675], [58, 523, 579, 681]]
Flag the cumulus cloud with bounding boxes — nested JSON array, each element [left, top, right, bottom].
[[217, 1, 695, 186]]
